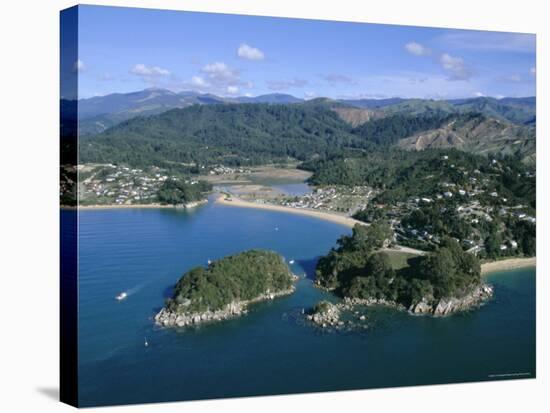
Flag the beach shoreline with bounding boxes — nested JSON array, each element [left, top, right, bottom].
[[64, 200, 208, 211], [481, 257, 536, 275], [215, 194, 535, 274], [215, 193, 365, 228]]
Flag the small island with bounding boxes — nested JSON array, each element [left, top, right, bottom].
[[155, 250, 296, 327], [314, 221, 493, 317]]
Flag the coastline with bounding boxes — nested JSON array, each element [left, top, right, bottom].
[[64, 199, 208, 211], [71, 195, 535, 276], [156, 284, 297, 328], [481, 257, 536, 275], [215, 194, 365, 228]]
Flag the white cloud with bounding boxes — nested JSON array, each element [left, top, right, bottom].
[[405, 42, 431, 56], [73, 59, 86, 72], [180, 62, 252, 95], [201, 62, 239, 83], [304, 91, 317, 100], [237, 43, 265, 61], [474, 91, 485, 97], [266, 77, 308, 91], [226, 86, 240, 95], [530, 67, 536, 76], [130, 63, 170, 77], [190, 76, 208, 87], [439, 53, 470, 80]]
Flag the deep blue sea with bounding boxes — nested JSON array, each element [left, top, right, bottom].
[[69, 199, 536, 407]]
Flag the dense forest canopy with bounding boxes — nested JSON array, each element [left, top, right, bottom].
[[165, 250, 293, 313], [79, 103, 364, 166], [316, 222, 483, 307], [78, 100, 535, 168]]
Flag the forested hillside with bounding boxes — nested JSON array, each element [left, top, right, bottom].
[[79, 100, 535, 168], [79, 103, 365, 166]]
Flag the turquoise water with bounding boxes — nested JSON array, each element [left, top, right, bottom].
[[72, 200, 536, 407]]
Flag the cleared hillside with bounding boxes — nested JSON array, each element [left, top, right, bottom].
[[397, 113, 535, 163]]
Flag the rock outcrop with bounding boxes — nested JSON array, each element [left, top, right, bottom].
[[155, 286, 295, 328], [307, 301, 341, 327], [408, 284, 494, 316]]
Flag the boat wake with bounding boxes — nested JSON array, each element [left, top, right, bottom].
[[115, 280, 151, 301]]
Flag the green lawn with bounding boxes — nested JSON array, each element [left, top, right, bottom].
[[385, 251, 418, 271]]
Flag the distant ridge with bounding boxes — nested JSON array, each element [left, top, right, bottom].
[[69, 88, 536, 135]]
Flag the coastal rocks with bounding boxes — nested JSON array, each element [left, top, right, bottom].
[[155, 286, 295, 328], [340, 296, 406, 312], [177, 199, 208, 209], [307, 301, 341, 327], [409, 299, 433, 314], [409, 284, 494, 316], [305, 283, 494, 329]]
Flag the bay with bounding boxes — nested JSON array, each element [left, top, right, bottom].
[[69, 200, 535, 407]]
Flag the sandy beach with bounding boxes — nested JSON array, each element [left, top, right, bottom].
[[73, 200, 208, 210], [76, 204, 174, 210], [481, 257, 536, 275], [216, 194, 365, 228]]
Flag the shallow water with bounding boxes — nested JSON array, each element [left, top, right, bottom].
[[68, 202, 535, 407]]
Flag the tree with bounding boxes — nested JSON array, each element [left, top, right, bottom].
[[157, 179, 212, 205], [484, 232, 502, 259], [420, 247, 456, 299]]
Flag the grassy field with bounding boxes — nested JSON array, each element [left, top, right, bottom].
[[385, 251, 419, 271]]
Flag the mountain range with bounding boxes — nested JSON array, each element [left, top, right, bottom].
[[76, 89, 536, 167], [67, 88, 536, 135]]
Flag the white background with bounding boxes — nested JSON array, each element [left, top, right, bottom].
[[0, 0, 547, 411]]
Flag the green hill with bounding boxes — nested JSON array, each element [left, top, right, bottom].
[[165, 250, 294, 314], [79, 103, 364, 166]]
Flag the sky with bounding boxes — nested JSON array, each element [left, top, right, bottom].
[[71, 5, 536, 100]]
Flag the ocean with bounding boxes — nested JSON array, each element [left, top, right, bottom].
[[68, 199, 535, 406]]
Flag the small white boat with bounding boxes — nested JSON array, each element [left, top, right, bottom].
[[144, 338, 149, 347], [115, 292, 128, 301], [207, 259, 212, 265], [289, 259, 295, 264]]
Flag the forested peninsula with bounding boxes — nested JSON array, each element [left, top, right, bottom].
[[314, 222, 493, 318]]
